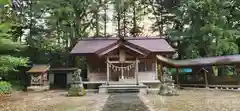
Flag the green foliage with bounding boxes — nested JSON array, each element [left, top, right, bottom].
[[0, 55, 28, 74], [0, 81, 12, 94], [163, 0, 240, 59], [0, 38, 26, 52], [0, 0, 10, 5], [0, 3, 28, 76], [9, 80, 25, 90]]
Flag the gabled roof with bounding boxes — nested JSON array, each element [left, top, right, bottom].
[[27, 64, 50, 73], [96, 41, 149, 56], [157, 55, 240, 67], [70, 37, 175, 56]]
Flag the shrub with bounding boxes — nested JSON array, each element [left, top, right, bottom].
[[0, 81, 12, 94]]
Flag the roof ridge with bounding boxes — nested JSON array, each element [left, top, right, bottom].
[[78, 36, 166, 41]]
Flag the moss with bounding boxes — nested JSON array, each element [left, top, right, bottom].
[[67, 86, 86, 96]]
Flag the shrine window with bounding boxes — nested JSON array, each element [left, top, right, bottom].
[[138, 59, 154, 72], [89, 63, 106, 73]]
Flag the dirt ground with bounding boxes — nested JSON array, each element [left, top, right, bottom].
[[140, 89, 240, 111], [1, 89, 240, 111], [0, 90, 108, 111]]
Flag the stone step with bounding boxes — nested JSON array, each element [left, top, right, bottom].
[[108, 88, 139, 93], [99, 84, 148, 94], [100, 84, 147, 88]]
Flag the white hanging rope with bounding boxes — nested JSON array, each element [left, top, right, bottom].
[[107, 62, 136, 72]]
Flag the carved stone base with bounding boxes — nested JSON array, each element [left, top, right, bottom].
[[99, 87, 107, 94], [158, 83, 178, 96], [139, 88, 147, 95], [27, 85, 49, 92]]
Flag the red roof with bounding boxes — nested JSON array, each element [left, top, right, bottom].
[[70, 37, 175, 56]]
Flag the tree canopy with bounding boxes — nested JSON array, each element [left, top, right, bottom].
[[0, 0, 239, 77]]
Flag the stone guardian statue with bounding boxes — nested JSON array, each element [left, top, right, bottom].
[[68, 69, 86, 96], [158, 67, 178, 96]]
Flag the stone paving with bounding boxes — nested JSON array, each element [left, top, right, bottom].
[[102, 93, 149, 111]]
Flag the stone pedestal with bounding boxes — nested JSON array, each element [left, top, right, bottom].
[[99, 87, 107, 94], [139, 88, 147, 95], [27, 86, 49, 92]]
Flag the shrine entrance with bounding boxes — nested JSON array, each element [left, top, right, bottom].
[[53, 73, 67, 89], [104, 46, 141, 85], [108, 62, 136, 81], [106, 57, 139, 85]]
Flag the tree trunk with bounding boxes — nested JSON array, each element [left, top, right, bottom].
[[104, 0, 107, 37], [117, 12, 121, 38], [148, 0, 162, 36], [133, 1, 137, 37], [28, 0, 33, 45], [95, 10, 100, 36], [123, 5, 126, 37]]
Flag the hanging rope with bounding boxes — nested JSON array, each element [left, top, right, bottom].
[[107, 62, 136, 72]]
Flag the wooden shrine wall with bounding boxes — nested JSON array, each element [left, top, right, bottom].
[[86, 55, 157, 82]]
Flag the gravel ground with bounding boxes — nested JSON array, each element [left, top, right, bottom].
[[102, 93, 149, 111], [141, 89, 240, 111], [0, 90, 108, 111]]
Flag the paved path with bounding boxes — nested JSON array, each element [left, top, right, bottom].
[[102, 93, 149, 111]]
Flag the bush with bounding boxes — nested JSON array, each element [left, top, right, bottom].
[[0, 81, 12, 94], [9, 80, 25, 91]]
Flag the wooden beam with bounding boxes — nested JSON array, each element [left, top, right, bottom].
[[121, 63, 124, 79], [159, 63, 163, 81], [106, 57, 110, 85], [87, 64, 90, 79], [204, 70, 209, 88], [108, 61, 135, 63], [135, 58, 139, 85], [155, 57, 158, 80]]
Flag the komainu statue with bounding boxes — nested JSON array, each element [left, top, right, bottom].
[[68, 69, 86, 96], [158, 67, 178, 96]]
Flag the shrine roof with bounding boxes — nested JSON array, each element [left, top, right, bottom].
[[27, 64, 50, 73], [157, 55, 240, 67], [70, 36, 175, 55]]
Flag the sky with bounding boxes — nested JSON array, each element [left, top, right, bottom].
[[94, 4, 159, 37]]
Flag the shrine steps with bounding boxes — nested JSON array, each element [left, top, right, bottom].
[[98, 84, 148, 94]]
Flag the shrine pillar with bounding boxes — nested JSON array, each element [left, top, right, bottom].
[[135, 58, 139, 85], [106, 56, 110, 85]]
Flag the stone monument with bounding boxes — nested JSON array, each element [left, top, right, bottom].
[[68, 69, 86, 96], [158, 67, 178, 96]]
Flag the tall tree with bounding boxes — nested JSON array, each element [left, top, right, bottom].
[[0, 0, 28, 77], [166, 0, 239, 59]]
